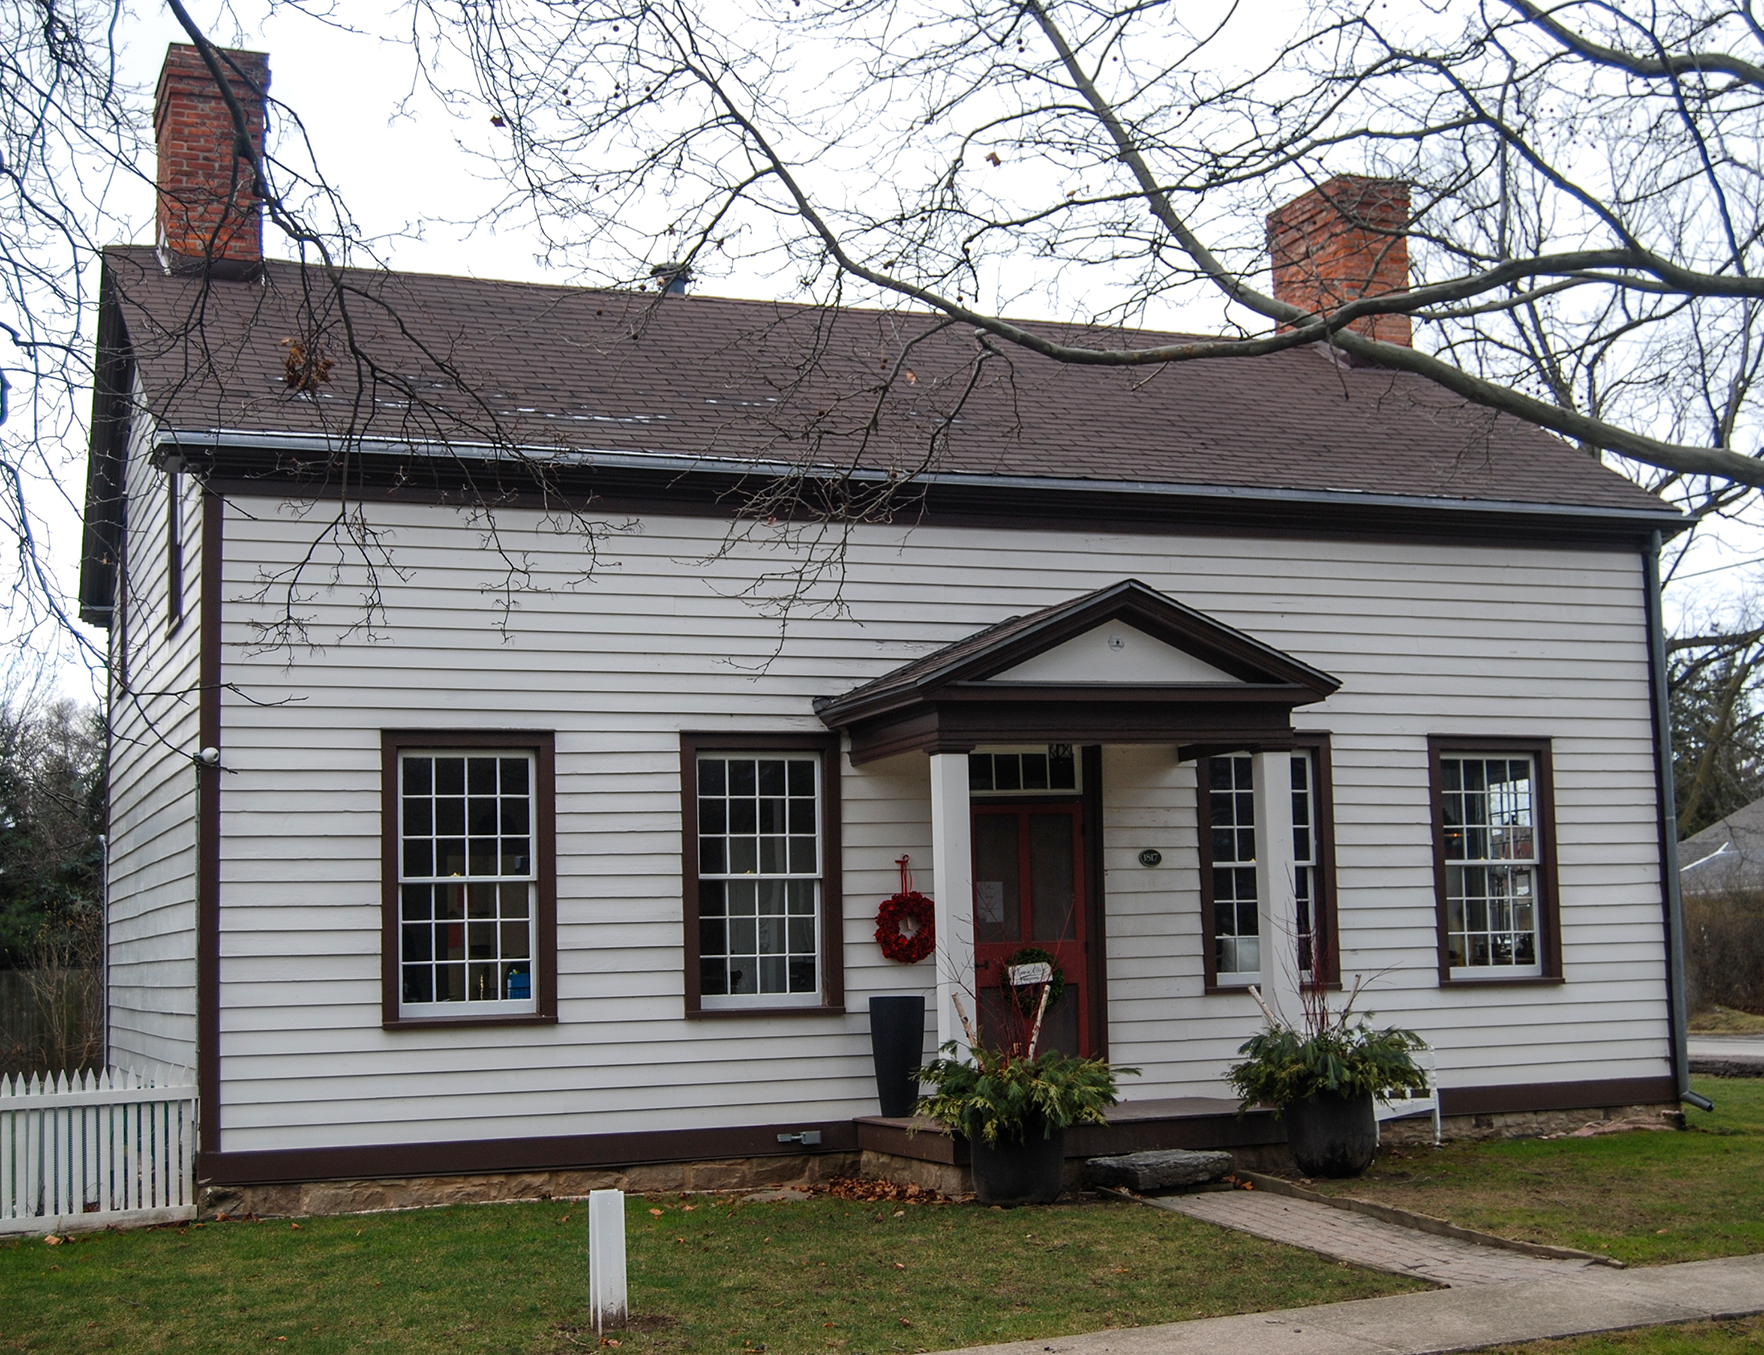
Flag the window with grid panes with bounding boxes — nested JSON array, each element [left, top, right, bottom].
[[1440, 754, 1541, 975], [696, 753, 822, 1006], [398, 750, 537, 1013], [1209, 753, 1259, 979]]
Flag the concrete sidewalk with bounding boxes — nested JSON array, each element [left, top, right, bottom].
[[1688, 1035, 1764, 1077], [941, 1253, 1764, 1355], [1150, 1190, 1597, 1287]]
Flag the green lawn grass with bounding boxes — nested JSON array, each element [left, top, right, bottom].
[[1308, 1076, 1764, 1265], [1487, 1315, 1764, 1353], [0, 1192, 1421, 1355]]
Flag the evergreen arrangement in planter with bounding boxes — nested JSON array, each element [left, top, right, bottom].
[[1226, 977, 1430, 1178], [915, 991, 1135, 1204]]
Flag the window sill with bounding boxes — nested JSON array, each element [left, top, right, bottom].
[[687, 1004, 847, 1020], [1204, 981, 1259, 996], [383, 1012, 557, 1030], [1439, 973, 1563, 988]]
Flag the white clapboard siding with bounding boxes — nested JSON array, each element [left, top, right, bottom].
[[106, 401, 203, 1074], [0, 1068, 197, 1235], [194, 502, 1673, 1153]]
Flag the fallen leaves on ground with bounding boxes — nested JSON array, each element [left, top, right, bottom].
[[820, 1177, 950, 1204]]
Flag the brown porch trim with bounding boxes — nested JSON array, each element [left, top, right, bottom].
[[846, 700, 1300, 766], [1438, 1076, 1675, 1117]]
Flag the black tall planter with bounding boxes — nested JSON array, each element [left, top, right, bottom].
[[868, 995, 926, 1118], [1285, 1091, 1378, 1178], [970, 1122, 1066, 1206]]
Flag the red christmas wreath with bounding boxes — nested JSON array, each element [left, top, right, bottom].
[[876, 856, 936, 964]]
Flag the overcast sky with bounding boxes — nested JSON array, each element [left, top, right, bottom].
[[27, 1, 1764, 700]]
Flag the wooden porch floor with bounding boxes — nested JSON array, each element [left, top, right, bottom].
[[854, 1095, 1284, 1165]]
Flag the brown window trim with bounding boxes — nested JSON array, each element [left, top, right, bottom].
[[1427, 735, 1563, 986], [680, 731, 845, 1018], [380, 729, 558, 1029], [166, 469, 185, 636], [1198, 735, 1340, 994]]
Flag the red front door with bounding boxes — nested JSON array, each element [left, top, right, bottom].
[[971, 803, 1091, 1057]]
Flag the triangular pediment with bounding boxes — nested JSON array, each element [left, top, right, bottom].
[[990, 621, 1241, 685], [816, 579, 1340, 735]]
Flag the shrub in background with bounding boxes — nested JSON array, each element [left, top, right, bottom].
[[1684, 888, 1764, 1015]]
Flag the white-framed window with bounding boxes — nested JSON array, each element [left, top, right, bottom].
[[1292, 751, 1319, 975], [1440, 753, 1542, 977], [695, 752, 823, 1008], [1208, 752, 1260, 981], [397, 749, 538, 1015], [1205, 748, 1327, 986]]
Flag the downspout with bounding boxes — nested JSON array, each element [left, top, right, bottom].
[[1645, 529, 1713, 1113]]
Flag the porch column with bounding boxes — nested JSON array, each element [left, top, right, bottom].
[[929, 752, 975, 1056], [1252, 750, 1303, 1027]]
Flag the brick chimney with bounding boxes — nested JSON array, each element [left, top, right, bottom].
[[1266, 175, 1411, 346], [154, 44, 270, 275]]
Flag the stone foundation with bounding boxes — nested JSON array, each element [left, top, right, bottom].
[[1378, 1102, 1684, 1146], [200, 1102, 1684, 1219], [199, 1151, 860, 1220]]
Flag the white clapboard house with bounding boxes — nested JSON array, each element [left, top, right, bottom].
[[79, 46, 1696, 1199]]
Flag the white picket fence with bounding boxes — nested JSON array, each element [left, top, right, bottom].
[[0, 1067, 198, 1235]]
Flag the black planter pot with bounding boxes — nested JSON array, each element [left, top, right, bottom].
[[1285, 1091, 1378, 1178], [969, 1122, 1066, 1206], [868, 995, 927, 1118]]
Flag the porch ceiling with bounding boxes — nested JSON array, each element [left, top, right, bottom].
[[814, 579, 1341, 765]]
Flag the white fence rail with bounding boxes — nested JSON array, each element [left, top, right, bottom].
[[0, 1068, 197, 1235]]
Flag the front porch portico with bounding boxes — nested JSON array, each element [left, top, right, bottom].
[[815, 579, 1343, 1060]]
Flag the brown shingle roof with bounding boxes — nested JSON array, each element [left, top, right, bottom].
[[102, 244, 1668, 514]]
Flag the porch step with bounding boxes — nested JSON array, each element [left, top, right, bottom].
[[852, 1096, 1285, 1166], [1085, 1148, 1235, 1190]]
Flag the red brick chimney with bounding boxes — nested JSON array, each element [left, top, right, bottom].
[[154, 44, 270, 274], [1266, 175, 1411, 346]]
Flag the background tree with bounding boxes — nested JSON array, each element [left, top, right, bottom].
[[0, 692, 104, 967], [13, 2, 1764, 833]]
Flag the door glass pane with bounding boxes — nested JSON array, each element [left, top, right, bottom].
[[973, 814, 1021, 943], [1037, 984, 1081, 1058], [1029, 812, 1076, 941]]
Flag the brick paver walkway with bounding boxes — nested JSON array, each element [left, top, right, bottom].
[[1149, 1190, 1598, 1286]]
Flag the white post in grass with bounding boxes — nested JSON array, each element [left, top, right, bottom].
[[588, 1189, 628, 1334]]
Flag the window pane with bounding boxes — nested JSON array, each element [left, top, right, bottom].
[[402, 966, 433, 1003], [974, 813, 1021, 944], [1029, 813, 1076, 941]]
